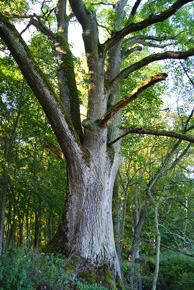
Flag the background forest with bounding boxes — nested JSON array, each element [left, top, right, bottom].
[[1, 0, 194, 289]]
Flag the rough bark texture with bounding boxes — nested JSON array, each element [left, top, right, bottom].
[[45, 133, 123, 288]]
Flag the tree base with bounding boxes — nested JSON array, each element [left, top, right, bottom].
[[64, 253, 124, 290]]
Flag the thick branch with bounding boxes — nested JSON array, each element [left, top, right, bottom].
[[56, 0, 67, 33], [54, 1, 83, 141], [0, 12, 85, 164], [10, 14, 45, 19], [44, 140, 66, 161], [103, 0, 194, 52], [69, 0, 90, 30], [108, 127, 194, 146], [106, 49, 194, 94], [70, 0, 104, 121], [21, 9, 83, 141], [99, 73, 167, 128]]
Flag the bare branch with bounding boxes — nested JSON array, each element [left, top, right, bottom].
[[106, 49, 194, 94], [9, 14, 39, 19], [121, 34, 180, 59], [184, 107, 194, 133], [9, 7, 55, 20], [186, 124, 194, 132], [99, 73, 167, 128], [122, 46, 142, 61], [142, 239, 194, 257], [130, 0, 142, 18], [108, 127, 194, 146], [44, 140, 66, 161], [180, 61, 194, 87], [20, 23, 32, 35], [133, 41, 171, 49], [91, 2, 114, 6], [9, 13, 54, 40], [168, 142, 191, 172]]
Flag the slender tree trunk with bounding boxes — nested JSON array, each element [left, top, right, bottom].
[[151, 203, 161, 290], [184, 197, 188, 235], [113, 177, 123, 273], [129, 196, 148, 287], [34, 201, 41, 249], [26, 198, 30, 244], [48, 211, 53, 242], [11, 187, 24, 246], [0, 172, 8, 256]]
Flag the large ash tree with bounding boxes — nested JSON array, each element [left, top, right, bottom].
[[1, 0, 194, 287]]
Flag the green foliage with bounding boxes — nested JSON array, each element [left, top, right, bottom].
[[76, 280, 108, 290], [0, 52, 66, 251], [0, 0, 29, 16], [0, 245, 110, 290], [159, 251, 194, 290], [0, 245, 69, 289]]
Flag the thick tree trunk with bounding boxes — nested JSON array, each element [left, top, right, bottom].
[[46, 140, 123, 287]]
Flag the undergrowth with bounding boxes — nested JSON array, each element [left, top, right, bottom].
[[159, 251, 194, 290], [0, 245, 108, 290], [2, 244, 192, 289]]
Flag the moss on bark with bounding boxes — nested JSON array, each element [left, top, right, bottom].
[[63, 254, 124, 290]]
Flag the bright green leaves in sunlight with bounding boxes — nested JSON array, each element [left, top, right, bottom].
[[0, 0, 29, 15], [0, 52, 66, 250]]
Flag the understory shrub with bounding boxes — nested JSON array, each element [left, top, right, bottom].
[[0, 245, 108, 290], [159, 251, 194, 290]]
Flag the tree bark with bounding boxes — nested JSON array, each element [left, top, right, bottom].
[[45, 145, 123, 286]]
